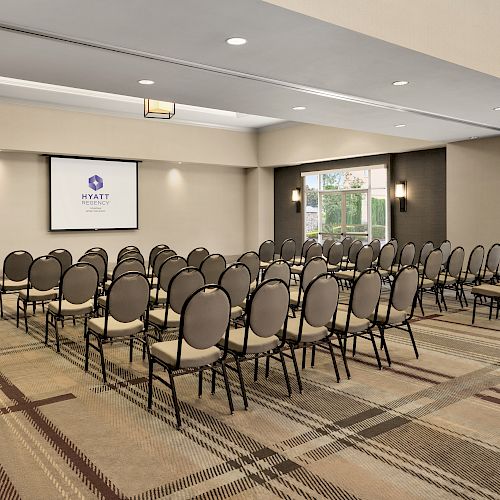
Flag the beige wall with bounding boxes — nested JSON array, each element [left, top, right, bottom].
[[447, 136, 500, 254], [0, 152, 248, 261], [0, 102, 258, 168], [265, 0, 500, 78], [258, 123, 437, 167]]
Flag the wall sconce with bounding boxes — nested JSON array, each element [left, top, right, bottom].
[[395, 181, 407, 212], [144, 99, 176, 119], [292, 187, 301, 213]]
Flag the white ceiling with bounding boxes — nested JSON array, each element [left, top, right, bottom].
[[0, 0, 499, 141]]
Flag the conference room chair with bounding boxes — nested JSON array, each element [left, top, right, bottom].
[[390, 242, 416, 276], [293, 238, 316, 266], [279, 238, 296, 263], [435, 246, 465, 309], [341, 236, 353, 261], [478, 243, 500, 284], [117, 245, 140, 260], [370, 265, 419, 366], [147, 244, 170, 277], [200, 254, 227, 284], [335, 244, 374, 284], [439, 240, 452, 268], [290, 242, 322, 276], [17, 255, 61, 333], [146, 285, 233, 428], [322, 237, 335, 260], [376, 241, 397, 282], [45, 263, 99, 352], [187, 247, 210, 268], [330, 268, 383, 372], [149, 255, 187, 308], [417, 241, 434, 272], [49, 248, 73, 275], [118, 250, 144, 264], [1, 250, 33, 318], [85, 247, 108, 270], [417, 248, 443, 315], [369, 238, 381, 263], [237, 251, 259, 291], [258, 239, 275, 273], [326, 241, 343, 273], [388, 237, 398, 254], [283, 273, 342, 392], [148, 267, 205, 340], [342, 240, 363, 270], [290, 256, 328, 313], [263, 259, 291, 288], [85, 272, 149, 383], [150, 249, 177, 286], [218, 262, 251, 325], [471, 282, 500, 323], [221, 278, 291, 409], [456, 245, 484, 306], [79, 252, 107, 294]]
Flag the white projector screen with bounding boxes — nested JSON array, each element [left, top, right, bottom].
[[49, 156, 138, 231]]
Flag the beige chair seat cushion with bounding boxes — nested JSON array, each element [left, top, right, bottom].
[[471, 284, 500, 298], [231, 306, 243, 319], [280, 317, 328, 343], [289, 288, 300, 306], [259, 261, 271, 269], [420, 278, 435, 289], [104, 280, 112, 291], [336, 270, 356, 281], [479, 271, 496, 282], [97, 295, 107, 308], [106, 270, 113, 280], [329, 309, 370, 333], [378, 269, 390, 277], [149, 289, 167, 304], [88, 317, 144, 338], [19, 288, 57, 301], [327, 264, 340, 272], [47, 299, 94, 316], [148, 308, 181, 328], [389, 265, 400, 274], [151, 340, 221, 369], [345, 262, 355, 270], [222, 327, 279, 354], [369, 304, 407, 324], [290, 265, 303, 275], [436, 275, 456, 285], [2, 278, 28, 291]]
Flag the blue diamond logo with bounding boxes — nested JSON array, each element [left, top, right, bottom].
[[88, 175, 103, 191]]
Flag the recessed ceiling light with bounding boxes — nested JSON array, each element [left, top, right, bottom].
[[394, 124, 406, 128], [493, 107, 500, 111], [226, 37, 247, 46], [292, 106, 306, 111], [470, 136, 478, 140], [177, 161, 183, 164], [138, 79, 155, 85], [392, 80, 409, 86]]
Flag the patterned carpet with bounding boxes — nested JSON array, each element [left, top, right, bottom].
[[0, 287, 499, 499]]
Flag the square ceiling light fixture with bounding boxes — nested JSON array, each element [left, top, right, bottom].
[[144, 99, 176, 119]]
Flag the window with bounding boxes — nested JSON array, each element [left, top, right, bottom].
[[304, 165, 388, 243]]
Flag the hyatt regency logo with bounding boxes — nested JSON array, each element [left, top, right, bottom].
[[88, 174, 103, 191], [82, 174, 110, 206]]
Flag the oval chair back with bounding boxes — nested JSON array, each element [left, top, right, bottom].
[[117, 246, 140, 260], [300, 239, 316, 259], [369, 239, 381, 261], [280, 238, 296, 262], [219, 262, 251, 307], [341, 236, 353, 257], [152, 249, 177, 278], [347, 240, 363, 264], [118, 250, 144, 264], [168, 267, 205, 315], [447, 247, 465, 279], [390, 266, 419, 315], [3, 250, 33, 283], [355, 245, 374, 273], [378, 242, 396, 271], [60, 263, 98, 306], [264, 260, 291, 287], [258, 240, 274, 263], [106, 272, 149, 326], [485, 243, 500, 274], [301, 257, 328, 291], [305, 242, 322, 263], [200, 254, 226, 284], [423, 249, 442, 281], [440, 240, 452, 266], [180, 285, 231, 354], [327, 242, 343, 267], [238, 251, 259, 284], [350, 269, 382, 320], [399, 242, 416, 267], [322, 238, 335, 258], [466, 245, 484, 280], [187, 247, 209, 268], [248, 279, 289, 340], [148, 244, 169, 274], [388, 238, 398, 253], [302, 273, 339, 334], [79, 252, 106, 286], [157, 256, 188, 293], [28, 256, 61, 295], [419, 241, 434, 267], [49, 249, 72, 274], [85, 247, 108, 266], [111, 258, 146, 281]]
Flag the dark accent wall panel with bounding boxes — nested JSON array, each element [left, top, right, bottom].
[[274, 148, 446, 254], [390, 148, 446, 252]]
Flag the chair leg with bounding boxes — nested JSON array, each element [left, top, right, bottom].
[[45, 312, 50, 345], [326, 339, 340, 383], [368, 330, 382, 369], [289, 345, 303, 393], [211, 367, 216, 395], [378, 326, 391, 366], [24, 300, 29, 333], [0, 293, 3, 318], [279, 351, 292, 397], [462, 284, 468, 307], [147, 358, 154, 409], [418, 290, 425, 316], [310, 345, 316, 367], [489, 298, 494, 320], [129, 337, 134, 362], [434, 288, 442, 312], [84, 331, 90, 372], [406, 321, 419, 359], [220, 361, 234, 415], [440, 287, 448, 311], [352, 335, 357, 356], [97, 337, 107, 383], [456, 284, 463, 308], [265, 354, 270, 378], [336, 332, 351, 379], [55, 320, 60, 353], [168, 369, 182, 428], [472, 296, 478, 324], [301, 346, 307, 369], [234, 355, 248, 409], [16, 297, 20, 328], [253, 354, 258, 382]]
